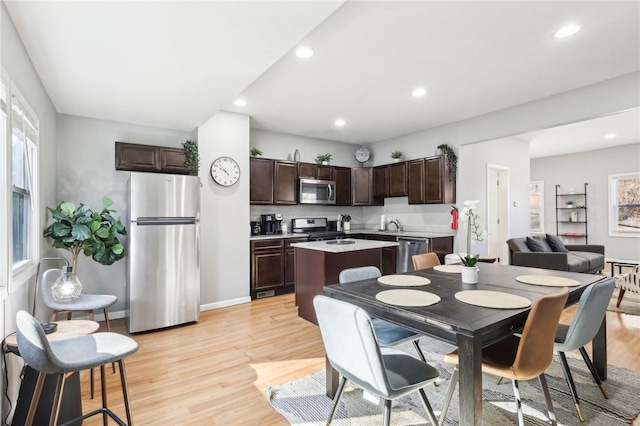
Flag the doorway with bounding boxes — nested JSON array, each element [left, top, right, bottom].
[[487, 165, 510, 264]]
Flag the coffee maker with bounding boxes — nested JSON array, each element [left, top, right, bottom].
[[260, 214, 283, 235]]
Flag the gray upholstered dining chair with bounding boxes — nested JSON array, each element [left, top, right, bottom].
[[553, 278, 615, 421], [313, 295, 440, 426], [440, 288, 568, 426], [339, 266, 426, 362], [16, 310, 138, 426], [42, 268, 118, 398]]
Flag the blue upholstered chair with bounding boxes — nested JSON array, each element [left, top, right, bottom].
[[339, 266, 427, 362], [554, 278, 615, 421], [313, 296, 440, 426], [440, 288, 569, 426], [16, 310, 138, 426]]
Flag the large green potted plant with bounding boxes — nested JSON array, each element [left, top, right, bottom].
[[43, 196, 127, 271]]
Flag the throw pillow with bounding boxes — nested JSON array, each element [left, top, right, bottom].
[[526, 236, 550, 252], [546, 234, 569, 253]]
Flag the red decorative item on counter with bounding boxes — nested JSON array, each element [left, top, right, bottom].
[[451, 206, 458, 230]]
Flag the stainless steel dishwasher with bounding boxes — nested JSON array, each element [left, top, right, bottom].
[[396, 237, 430, 273]]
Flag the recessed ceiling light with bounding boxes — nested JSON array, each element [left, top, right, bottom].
[[412, 87, 427, 97], [295, 46, 314, 59], [234, 99, 247, 107], [334, 119, 346, 127], [604, 133, 617, 140], [555, 24, 581, 39]]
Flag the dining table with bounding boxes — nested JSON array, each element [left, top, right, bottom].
[[323, 262, 608, 426]]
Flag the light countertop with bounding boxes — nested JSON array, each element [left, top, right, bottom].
[[249, 230, 455, 241], [290, 238, 398, 253]]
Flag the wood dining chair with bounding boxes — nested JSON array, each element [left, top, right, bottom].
[[411, 252, 441, 271], [439, 288, 569, 426]]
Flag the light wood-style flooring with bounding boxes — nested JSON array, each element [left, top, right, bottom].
[[81, 293, 640, 425]]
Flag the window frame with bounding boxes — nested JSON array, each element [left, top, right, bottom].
[[608, 172, 640, 238], [0, 68, 9, 297], [8, 83, 40, 290]]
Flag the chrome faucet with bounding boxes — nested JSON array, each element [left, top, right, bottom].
[[388, 219, 401, 231]]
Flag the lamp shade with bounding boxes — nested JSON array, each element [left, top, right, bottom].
[[51, 265, 82, 301]]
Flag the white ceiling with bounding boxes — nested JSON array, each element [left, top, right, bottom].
[[5, 1, 640, 156]]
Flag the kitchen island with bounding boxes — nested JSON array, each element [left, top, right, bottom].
[[291, 238, 399, 324]]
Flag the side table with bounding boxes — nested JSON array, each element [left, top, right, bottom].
[[4, 320, 100, 425]]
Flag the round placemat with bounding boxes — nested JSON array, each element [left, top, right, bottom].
[[433, 264, 463, 274], [515, 275, 580, 287], [375, 289, 441, 307], [455, 290, 532, 309], [377, 275, 431, 286]]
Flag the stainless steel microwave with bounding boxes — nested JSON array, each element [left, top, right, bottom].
[[299, 179, 336, 205]]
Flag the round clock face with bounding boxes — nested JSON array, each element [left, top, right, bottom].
[[210, 156, 240, 186], [355, 147, 371, 164]]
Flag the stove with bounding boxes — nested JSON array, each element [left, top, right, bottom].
[[291, 217, 346, 241]]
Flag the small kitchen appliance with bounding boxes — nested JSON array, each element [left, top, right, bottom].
[[250, 221, 261, 236], [260, 214, 283, 235]]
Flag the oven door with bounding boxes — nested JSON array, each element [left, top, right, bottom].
[[299, 179, 336, 205]]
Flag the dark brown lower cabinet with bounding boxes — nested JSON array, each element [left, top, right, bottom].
[[251, 238, 306, 299], [431, 236, 454, 264]]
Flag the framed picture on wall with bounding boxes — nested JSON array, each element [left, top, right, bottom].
[[530, 181, 544, 234]]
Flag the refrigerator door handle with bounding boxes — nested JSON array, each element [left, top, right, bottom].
[[134, 217, 198, 226]]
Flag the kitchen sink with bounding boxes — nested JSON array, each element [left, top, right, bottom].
[[326, 240, 356, 245]]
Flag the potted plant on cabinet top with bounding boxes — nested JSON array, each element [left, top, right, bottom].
[[391, 151, 404, 162], [436, 144, 457, 181], [315, 153, 333, 165], [250, 147, 263, 157], [182, 140, 200, 176], [43, 197, 127, 300]]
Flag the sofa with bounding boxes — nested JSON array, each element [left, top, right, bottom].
[[506, 234, 605, 274]]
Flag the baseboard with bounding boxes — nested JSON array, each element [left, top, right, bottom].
[[66, 297, 252, 322], [200, 297, 252, 312]]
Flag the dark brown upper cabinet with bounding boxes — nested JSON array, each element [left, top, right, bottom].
[[408, 156, 455, 204], [297, 162, 317, 179], [115, 142, 187, 174], [298, 162, 333, 180], [250, 158, 274, 205], [352, 167, 381, 206], [274, 161, 298, 205], [334, 166, 351, 206], [374, 162, 407, 197]]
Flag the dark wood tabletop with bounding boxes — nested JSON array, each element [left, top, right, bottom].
[[323, 263, 608, 426]]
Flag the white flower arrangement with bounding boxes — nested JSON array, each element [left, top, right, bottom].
[[459, 200, 487, 267]]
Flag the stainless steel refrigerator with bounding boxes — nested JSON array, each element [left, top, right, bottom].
[[126, 172, 201, 333]]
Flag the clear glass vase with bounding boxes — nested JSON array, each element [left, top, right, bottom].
[[52, 266, 83, 301]]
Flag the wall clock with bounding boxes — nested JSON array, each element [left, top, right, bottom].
[[355, 147, 371, 164], [210, 156, 240, 186]]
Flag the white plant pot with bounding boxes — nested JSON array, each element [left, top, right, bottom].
[[461, 266, 478, 284], [322, 161, 329, 165], [343, 222, 351, 231]]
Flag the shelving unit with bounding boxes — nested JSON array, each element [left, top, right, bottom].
[[555, 183, 588, 243]]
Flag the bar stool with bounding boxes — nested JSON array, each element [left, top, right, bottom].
[[16, 310, 138, 426]]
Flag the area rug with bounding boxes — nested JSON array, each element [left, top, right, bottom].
[[266, 338, 640, 425], [608, 288, 640, 316]]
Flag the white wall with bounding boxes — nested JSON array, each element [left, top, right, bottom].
[[198, 111, 251, 308], [458, 137, 531, 254], [1, 2, 59, 420], [531, 143, 640, 260], [56, 114, 193, 315]]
